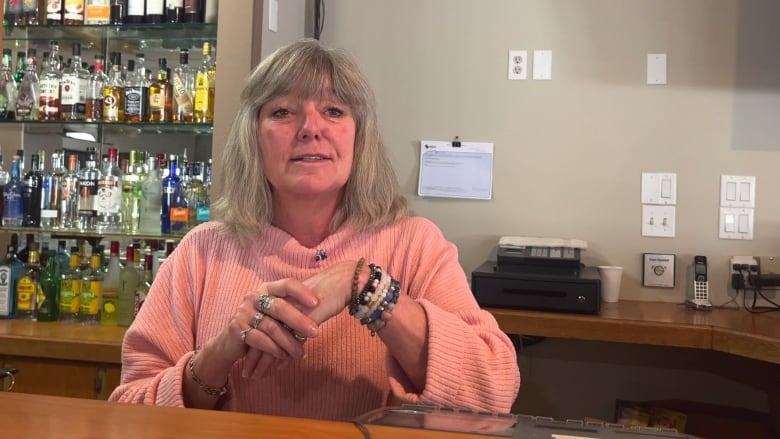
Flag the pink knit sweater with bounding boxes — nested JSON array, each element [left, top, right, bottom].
[[109, 217, 520, 420]]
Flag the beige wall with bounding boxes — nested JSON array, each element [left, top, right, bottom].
[[320, 0, 780, 306]]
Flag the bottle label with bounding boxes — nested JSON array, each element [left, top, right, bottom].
[[16, 276, 36, 311], [59, 278, 81, 314], [22, 0, 37, 13], [170, 206, 188, 222], [80, 279, 101, 316], [61, 75, 80, 106], [64, 0, 84, 20], [127, 0, 144, 15], [172, 73, 193, 111], [102, 91, 121, 120], [85, 1, 110, 23], [0, 266, 11, 315], [149, 92, 165, 110], [196, 205, 210, 222], [147, 0, 163, 14], [194, 73, 210, 111], [97, 178, 121, 213], [124, 86, 143, 117], [48, 0, 63, 19]]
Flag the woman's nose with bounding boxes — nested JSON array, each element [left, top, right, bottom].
[[297, 106, 322, 141]]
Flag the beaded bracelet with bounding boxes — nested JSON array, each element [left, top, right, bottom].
[[349, 263, 401, 334], [188, 350, 228, 397], [349, 258, 366, 306]]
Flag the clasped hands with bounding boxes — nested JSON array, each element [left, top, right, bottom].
[[213, 260, 361, 378]]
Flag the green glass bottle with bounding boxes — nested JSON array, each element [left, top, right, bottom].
[[37, 255, 60, 322]]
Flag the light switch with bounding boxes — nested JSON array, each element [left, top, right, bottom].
[[720, 175, 756, 208], [647, 53, 667, 85], [642, 205, 676, 238], [719, 207, 754, 240], [533, 50, 552, 80], [641, 172, 676, 205]]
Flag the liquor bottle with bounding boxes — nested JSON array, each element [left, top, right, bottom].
[[15, 247, 42, 320], [55, 240, 70, 276], [145, 0, 163, 23], [13, 51, 26, 86], [22, 0, 41, 25], [109, 0, 125, 24], [85, 55, 108, 122], [102, 61, 125, 122], [125, 0, 143, 22], [203, 0, 216, 23], [58, 252, 82, 322], [118, 244, 139, 326], [161, 154, 187, 234], [182, 0, 199, 22], [63, 0, 85, 24], [5, 0, 23, 26], [121, 150, 140, 232], [84, 0, 110, 24], [0, 49, 17, 119], [172, 49, 194, 123], [165, 0, 181, 22], [96, 147, 122, 232], [183, 161, 204, 230], [77, 148, 100, 231], [15, 49, 39, 121], [60, 42, 89, 121], [0, 154, 8, 217], [148, 58, 172, 122], [138, 155, 162, 234], [135, 252, 153, 316], [79, 254, 102, 324], [37, 254, 60, 322], [0, 241, 24, 319], [21, 153, 43, 227], [45, 0, 63, 24], [99, 241, 121, 326], [123, 59, 148, 122], [38, 41, 62, 121], [194, 41, 215, 124], [59, 153, 80, 229], [41, 152, 67, 229], [3, 155, 24, 227], [17, 233, 34, 264]]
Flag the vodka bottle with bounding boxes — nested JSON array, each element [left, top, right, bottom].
[[37, 255, 60, 322], [61, 42, 89, 121], [41, 152, 67, 230], [58, 252, 82, 322], [0, 242, 24, 319], [15, 49, 39, 121], [100, 241, 121, 326], [172, 49, 194, 123], [139, 156, 162, 234], [15, 248, 42, 320], [21, 153, 43, 228], [79, 254, 102, 324], [77, 148, 101, 231], [3, 156, 24, 227], [59, 153, 80, 230], [194, 41, 215, 124], [161, 155, 187, 234], [85, 55, 108, 122], [38, 41, 62, 121], [0, 49, 17, 119], [121, 150, 141, 233], [96, 147, 122, 232], [118, 244, 139, 326]]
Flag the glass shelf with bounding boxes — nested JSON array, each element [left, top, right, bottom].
[[1, 226, 184, 242], [3, 120, 214, 136]]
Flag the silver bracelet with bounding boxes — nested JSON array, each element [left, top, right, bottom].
[[188, 350, 228, 397]]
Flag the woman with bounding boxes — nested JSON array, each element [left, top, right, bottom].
[[110, 39, 520, 421]]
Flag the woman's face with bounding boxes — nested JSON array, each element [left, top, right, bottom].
[[257, 88, 356, 202]]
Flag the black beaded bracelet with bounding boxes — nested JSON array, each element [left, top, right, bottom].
[[188, 350, 228, 398]]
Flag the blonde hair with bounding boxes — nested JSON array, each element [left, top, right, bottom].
[[212, 39, 407, 244]]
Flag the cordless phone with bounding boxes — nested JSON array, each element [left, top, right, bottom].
[[686, 255, 712, 309]]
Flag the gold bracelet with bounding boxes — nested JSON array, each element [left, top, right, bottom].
[[188, 350, 228, 397]]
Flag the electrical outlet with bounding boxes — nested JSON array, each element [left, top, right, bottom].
[[729, 256, 758, 290], [507, 50, 527, 80]]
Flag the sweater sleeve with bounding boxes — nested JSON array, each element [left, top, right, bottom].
[[108, 233, 201, 407], [385, 219, 520, 413]]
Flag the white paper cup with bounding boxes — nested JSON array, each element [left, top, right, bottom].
[[598, 266, 624, 303]]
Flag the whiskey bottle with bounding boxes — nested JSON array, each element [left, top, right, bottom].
[[172, 49, 194, 123], [123, 59, 148, 122], [77, 148, 101, 231], [96, 147, 122, 232], [63, 0, 85, 24], [102, 62, 125, 122], [21, 153, 43, 228], [59, 153, 80, 229], [85, 55, 108, 122], [148, 58, 172, 122], [38, 41, 62, 121], [84, 0, 110, 24], [45, 0, 63, 24], [194, 41, 215, 124], [60, 42, 89, 121]]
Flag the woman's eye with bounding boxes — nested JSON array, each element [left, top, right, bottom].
[[271, 108, 290, 118], [326, 107, 344, 117]]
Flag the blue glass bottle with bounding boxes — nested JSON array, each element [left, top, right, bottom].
[[161, 155, 188, 234], [2, 155, 24, 227]]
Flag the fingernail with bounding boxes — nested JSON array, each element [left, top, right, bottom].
[[242, 368, 249, 378], [308, 326, 318, 336]]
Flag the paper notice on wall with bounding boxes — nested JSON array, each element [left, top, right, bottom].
[[417, 140, 494, 200]]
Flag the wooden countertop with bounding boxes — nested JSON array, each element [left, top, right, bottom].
[[487, 300, 780, 364], [0, 392, 488, 439], [2, 300, 779, 365]]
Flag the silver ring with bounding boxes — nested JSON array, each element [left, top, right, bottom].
[[250, 312, 265, 329], [239, 327, 253, 344], [256, 294, 276, 315], [294, 333, 308, 343]]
